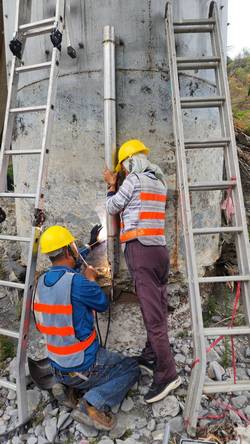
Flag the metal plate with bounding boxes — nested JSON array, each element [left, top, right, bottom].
[[180, 440, 215, 444]]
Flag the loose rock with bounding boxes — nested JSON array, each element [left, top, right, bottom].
[[152, 395, 180, 418], [207, 361, 226, 381], [45, 417, 57, 442], [121, 397, 134, 412]]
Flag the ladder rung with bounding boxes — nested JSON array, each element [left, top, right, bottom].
[[10, 106, 47, 114], [0, 328, 19, 339], [5, 149, 42, 155], [204, 326, 250, 337], [0, 378, 16, 391], [198, 275, 250, 284], [203, 380, 250, 394], [178, 62, 218, 70], [177, 56, 220, 64], [19, 17, 56, 32], [23, 25, 55, 38], [177, 57, 220, 70], [185, 138, 230, 149], [193, 227, 243, 235], [0, 193, 36, 198], [174, 19, 216, 26], [0, 234, 31, 242], [189, 180, 236, 191], [0, 279, 25, 289], [174, 25, 214, 34], [181, 97, 225, 108], [16, 62, 52, 73]]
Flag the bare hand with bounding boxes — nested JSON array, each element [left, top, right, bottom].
[[103, 168, 117, 186], [84, 265, 98, 281]]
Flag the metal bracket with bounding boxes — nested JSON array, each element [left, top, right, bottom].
[[50, 27, 62, 50], [33, 208, 46, 227], [67, 45, 77, 58], [9, 38, 22, 59]]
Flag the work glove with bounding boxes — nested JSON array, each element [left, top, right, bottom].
[[0, 207, 6, 223], [89, 224, 103, 248]]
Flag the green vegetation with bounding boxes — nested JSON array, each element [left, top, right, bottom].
[[228, 49, 250, 135], [0, 336, 15, 361]]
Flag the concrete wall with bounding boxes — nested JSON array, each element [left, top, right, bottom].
[[2, 0, 228, 281]]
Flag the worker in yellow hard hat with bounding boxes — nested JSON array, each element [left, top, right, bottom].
[[114, 139, 150, 173], [34, 225, 139, 431], [103, 139, 181, 404]]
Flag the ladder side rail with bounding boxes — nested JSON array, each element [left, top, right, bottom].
[[33, 48, 61, 210], [33, 0, 64, 211], [15, 48, 63, 411], [165, 3, 206, 435], [211, 2, 250, 269], [15, 0, 65, 425], [0, 57, 20, 189], [15, 227, 40, 424], [211, 3, 250, 328]]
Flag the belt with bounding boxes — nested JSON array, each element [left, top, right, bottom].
[[68, 371, 90, 381], [54, 367, 91, 381]]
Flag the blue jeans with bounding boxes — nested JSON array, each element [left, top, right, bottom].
[[54, 348, 140, 411]]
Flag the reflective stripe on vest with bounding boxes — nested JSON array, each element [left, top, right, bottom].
[[34, 271, 97, 368], [34, 302, 73, 315], [120, 228, 165, 243], [139, 211, 165, 220], [47, 330, 97, 355], [140, 192, 167, 202], [120, 174, 167, 245]]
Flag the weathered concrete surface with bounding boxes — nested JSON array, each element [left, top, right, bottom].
[[2, 0, 228, 278]]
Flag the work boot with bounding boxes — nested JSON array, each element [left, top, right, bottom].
[[72, 400, 116, 431], [52, 383, 78, 409]]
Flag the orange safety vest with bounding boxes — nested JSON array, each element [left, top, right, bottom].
[[120, 173, 167, 245], [34, 271, 96, 369]]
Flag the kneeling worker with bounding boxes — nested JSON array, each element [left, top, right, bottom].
[[34, 225, 139, 431]]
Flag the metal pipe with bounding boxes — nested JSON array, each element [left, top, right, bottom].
[[162, 423, 170, 444], [103, 25, 119, 284]]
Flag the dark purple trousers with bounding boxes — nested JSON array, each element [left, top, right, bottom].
[[124, 239, 177, 384]]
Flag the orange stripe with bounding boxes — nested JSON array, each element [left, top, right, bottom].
[[120, 222, 125, 229], [36, 323, 74, 336], [140, 192, 167, 202], [34, 302, 72, 315], [120, 228, 165, 242], [140, 212, 165, 220], [47, 330, 97, 355]]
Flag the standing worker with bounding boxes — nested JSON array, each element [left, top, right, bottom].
[[34, 225, 139, 430], [103, 139, 181, 403]]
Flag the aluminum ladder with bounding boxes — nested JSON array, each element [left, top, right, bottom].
[[0, 0, 66, 426], [165, 1, 250, 437]]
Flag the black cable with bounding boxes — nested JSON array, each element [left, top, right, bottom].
[[95, 311, 103, 348], [104, 303, 111, 348]]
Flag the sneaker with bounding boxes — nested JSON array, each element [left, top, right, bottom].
[[72, 400, 116, 431], [144, 375, 182, 403], [137, 356, 155, 375]]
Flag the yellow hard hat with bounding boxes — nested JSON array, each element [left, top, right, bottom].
[[40, 226, 75, 254], [115, 139, 150, 172]]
